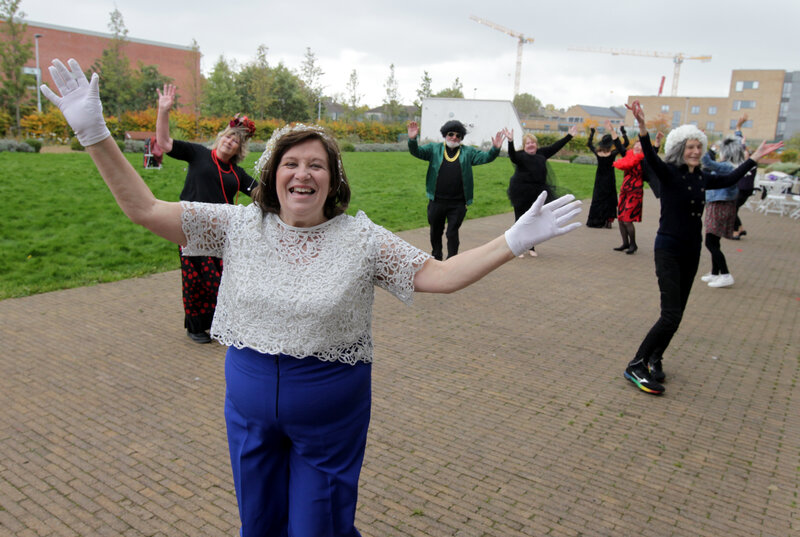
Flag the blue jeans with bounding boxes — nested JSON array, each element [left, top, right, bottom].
[[224, 347, 370, 537]]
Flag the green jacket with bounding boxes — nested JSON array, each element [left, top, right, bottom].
[[408, 137, 500, 206]]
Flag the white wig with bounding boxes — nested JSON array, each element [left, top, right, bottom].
[[664, 124, 708, 157]]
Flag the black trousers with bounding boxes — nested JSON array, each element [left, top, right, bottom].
[[427, 200, 467, 260], [632, 248, 700, 366], [704, 233, 729, 275]]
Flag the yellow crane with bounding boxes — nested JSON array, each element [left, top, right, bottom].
[[568, 46, 712, 97], [469, 15, 534, 97]]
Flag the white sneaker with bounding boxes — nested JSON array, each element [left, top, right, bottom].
[[708, 273, 734, 288], [700, 272, 715, 282]]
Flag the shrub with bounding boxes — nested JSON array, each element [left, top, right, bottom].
[[70, 137, 85, 151], [340, 141, 356, 152], [779, 149, 798, 163], [765, 162, 800, 175], [572, 154, 597, 165], [124, 140, 146, 153], [23, 138, 42, 153], [0, 139, 34, 152], [116, 140, 125, 152]]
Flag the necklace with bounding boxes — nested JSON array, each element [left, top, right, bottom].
[[211, 149, 241, 204], [443, 143, 460, 163]]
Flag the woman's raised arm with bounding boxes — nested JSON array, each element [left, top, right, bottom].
[[41, 59, 185, 245]]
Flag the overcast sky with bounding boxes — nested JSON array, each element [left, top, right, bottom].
[[21, 0, 800, 110]]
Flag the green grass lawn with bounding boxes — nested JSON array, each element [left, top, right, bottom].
[[0, 150, 609, 300]]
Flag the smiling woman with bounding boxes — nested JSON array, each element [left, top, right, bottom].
[[41, 56, 583, 537]]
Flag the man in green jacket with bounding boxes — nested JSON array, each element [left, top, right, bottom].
[[407, 119, 505, 260]]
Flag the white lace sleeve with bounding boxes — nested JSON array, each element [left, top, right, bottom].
[[180, 201, 235, 257], [362, 214, 431, 305]]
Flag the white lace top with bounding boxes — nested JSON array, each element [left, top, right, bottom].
[[180, 202, 431, 364]]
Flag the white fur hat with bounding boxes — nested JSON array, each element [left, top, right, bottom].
[[664, 124, 707, 156]]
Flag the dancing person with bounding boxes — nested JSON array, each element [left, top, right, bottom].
[[156, 84, 259, 343], [612, 131, 663, 254], [407, 119, 504, 260], [622, 100, 782, 395], [42, 58, 582, 537], [586, 119, 629, 228], [699, 118, 749, 288], [502, 125, 579, 257], [731, 116, 754, 240]]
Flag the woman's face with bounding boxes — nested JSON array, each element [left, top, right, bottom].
[[275, 138, 332, 228], [523, 138, 538, 154], [683, 139, 703, 169], [216, 133, 240, 162], [633, 141, 642, 154]]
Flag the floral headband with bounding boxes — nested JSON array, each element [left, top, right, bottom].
[[230, 113, 256, 139], [254, 123, 346, 183]]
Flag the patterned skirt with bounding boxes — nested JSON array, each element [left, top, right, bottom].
[[180, 251, 223, 333], [617, 178, 643, 223], [704, 200, 736, 239]]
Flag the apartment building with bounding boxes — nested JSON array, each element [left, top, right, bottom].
[[627, 69, 799, 141]]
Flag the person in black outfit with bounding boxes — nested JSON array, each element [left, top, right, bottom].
[[407, 119, 504, 260], [156, 84, 259, 343], [586, 119, 629, 228], [622, 100, 783, 395], [502, 125, 579, 256]]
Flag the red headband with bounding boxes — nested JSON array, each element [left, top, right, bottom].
[[230, 114, 256, 138]]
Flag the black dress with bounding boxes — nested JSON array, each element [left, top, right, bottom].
[[586, 129, 627, 228], [506, 134, 572, 220]]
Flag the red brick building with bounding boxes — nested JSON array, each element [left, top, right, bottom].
[[3, 19, 201, 112]]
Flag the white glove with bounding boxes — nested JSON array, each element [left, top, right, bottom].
[[504, 192, 582, 256], [40, 59, 111, 147]]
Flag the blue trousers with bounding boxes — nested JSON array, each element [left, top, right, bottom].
[[224, 347, 370, 537]]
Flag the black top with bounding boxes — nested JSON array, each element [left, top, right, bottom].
[[640, 133, 755, 254], [506, 134, 572, 206], [434, 146, 466, 202], [586, 131, 626, 227], [168, 140, 258, 204]]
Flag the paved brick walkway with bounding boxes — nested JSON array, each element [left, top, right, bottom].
[[1, 194, 798, 537]]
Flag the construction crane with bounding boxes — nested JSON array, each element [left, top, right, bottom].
[[568, 46, 711, 96], [469, 15, 533, 97]]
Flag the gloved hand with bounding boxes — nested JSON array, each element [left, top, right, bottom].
[[40, 59, 110, 146], [504, 192, 582, 256]]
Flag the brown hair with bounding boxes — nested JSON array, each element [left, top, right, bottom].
[[251, 129, 351, 220]]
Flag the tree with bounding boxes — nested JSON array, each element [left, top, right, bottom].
[[513, 92, 542, 117], [91, 8, 136, 118], [130, 63, 172, 111], [382, 63, 402, 122], [344, 69, 362, 122], [203, 55, 241, 117], [0, 0, 34, 136], [433, 77, 463, 98], [236, 45, 273, 119], [264, 63, 310, 123], [414, 70, 432, 113], [299, 47, 324, 120]]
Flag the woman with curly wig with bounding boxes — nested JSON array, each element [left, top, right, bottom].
[[156, 84, 259, 343], [586, 119, 629, 228], [622, 101, 782, 395]]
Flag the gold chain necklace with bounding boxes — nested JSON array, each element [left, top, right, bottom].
[[443, 143, 460, 163]]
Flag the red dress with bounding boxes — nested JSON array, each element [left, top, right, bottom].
[[614, 152, 645, 223]]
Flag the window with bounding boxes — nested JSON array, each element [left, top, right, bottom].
[[779, 102, 789, 116], [689, 121, 698, 126], [690, 106, 700, 114], [735, 80, 759, 91], [706, 121, 715, 130], [731, 119, 754, 129], [783, 82, 793, 98], [732, 100, 756, 110], [708, 106, 717, 115], [671, 111, 681, 128], [661, 105, 670, 113]]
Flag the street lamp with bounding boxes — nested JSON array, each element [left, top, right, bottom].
[[34, 34, 43, 113]]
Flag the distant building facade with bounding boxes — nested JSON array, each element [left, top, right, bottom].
[[627, 69, 800, 141], [3, 19, 201, 113], [520, 105, 625, 134]]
